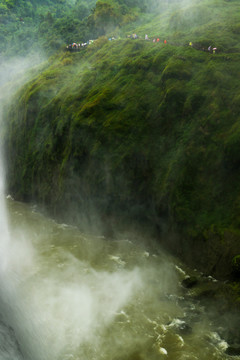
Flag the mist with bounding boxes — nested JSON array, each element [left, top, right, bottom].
[[2, 198, 234, 360], [0, 55, 177, 360]]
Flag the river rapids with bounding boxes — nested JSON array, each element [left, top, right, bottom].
[[0, 196, 238, 360]]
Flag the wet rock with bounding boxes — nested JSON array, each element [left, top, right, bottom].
[[165, 294, 184, 303], [159, 347, 168, 355], [231, 255, 240, 278], [178, 322, 192, 335], [225, 345, 240, 356], [194, 288, 217, 300], [205, 332, 228, 352], [215, 315, 240, 346], [167, 318, 192, 335], [181, 276, 198, 289]]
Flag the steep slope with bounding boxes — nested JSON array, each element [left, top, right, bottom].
[[0, 0, 96, 56], [0, 0, 160, 57], [3, 0, 240, 279]]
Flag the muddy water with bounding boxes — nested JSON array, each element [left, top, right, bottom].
[[0, 198, 238, 360]]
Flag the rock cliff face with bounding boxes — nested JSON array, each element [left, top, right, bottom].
[[3, 0, 240, 280]]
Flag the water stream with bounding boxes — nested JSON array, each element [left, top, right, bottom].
[[0, 195, 237, 360]]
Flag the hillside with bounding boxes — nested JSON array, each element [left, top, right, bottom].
[[3, 0, 240, 279], [0, 0, 95, 57], [0, 0, 161, 58]]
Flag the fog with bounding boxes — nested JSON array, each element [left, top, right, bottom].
[[1, 196, 235, 360], [0, 223, 144, 360], [0, 55, 177, 360]]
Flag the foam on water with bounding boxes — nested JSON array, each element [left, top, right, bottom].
[[0, 196, 144, 360]]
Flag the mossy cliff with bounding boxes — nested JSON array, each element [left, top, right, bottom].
[[4, 0, 240, 279]]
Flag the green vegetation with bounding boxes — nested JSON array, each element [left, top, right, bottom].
[[0, 0, 96, 56], [2, 0, 240, 276], [0, 0, 163, 57], [232, 255, 240, 277]]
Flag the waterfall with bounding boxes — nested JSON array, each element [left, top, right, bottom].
[[0, 86, 24, 359], [0, 53, 43, 248], [0, 60, 144, 360], [0, 56, 46, 360], [0, 113, 10, 252]]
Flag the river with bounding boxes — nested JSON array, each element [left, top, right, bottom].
[[0, 195, 237, 360]]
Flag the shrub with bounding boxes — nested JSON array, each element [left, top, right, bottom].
[[232, 255, 240, 276], [61, 57, 73, 66], [232, 23, 240, 34]]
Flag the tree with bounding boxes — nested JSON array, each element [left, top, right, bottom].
[[92, 0, 122, 35]]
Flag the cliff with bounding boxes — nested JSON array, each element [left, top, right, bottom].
[[3, 0, 240, 280]]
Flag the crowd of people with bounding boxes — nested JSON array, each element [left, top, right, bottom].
[[66, 34, 168, 51], [66, 37, 117, 51], [189, 41, 218, 53], [66, 40, 94, 50], [66, 34, 217, 54], [127, 33, 168, 43]]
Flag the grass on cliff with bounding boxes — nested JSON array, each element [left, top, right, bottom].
[[5, 34, 240, 236], [4, 0, 240, 241]]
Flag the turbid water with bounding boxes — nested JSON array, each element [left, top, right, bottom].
[[0, 196, 238, 360]]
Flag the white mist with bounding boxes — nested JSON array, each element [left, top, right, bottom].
[[0, 58, 144, 360]]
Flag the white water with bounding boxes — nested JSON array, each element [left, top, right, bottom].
[[0, 98, 24, 358], [0, 128, 143, 359], [1, 197, 236, 360]]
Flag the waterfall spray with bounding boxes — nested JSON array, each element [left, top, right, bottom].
[[0, 109, 10, 251], [0, 60, 144, 360], [0, 57, 46, 360], [0, 83, 25, 360]]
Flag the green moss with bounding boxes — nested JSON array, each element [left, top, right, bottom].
[[232, 256, 240, 276], [3, 0, 240, 245]]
